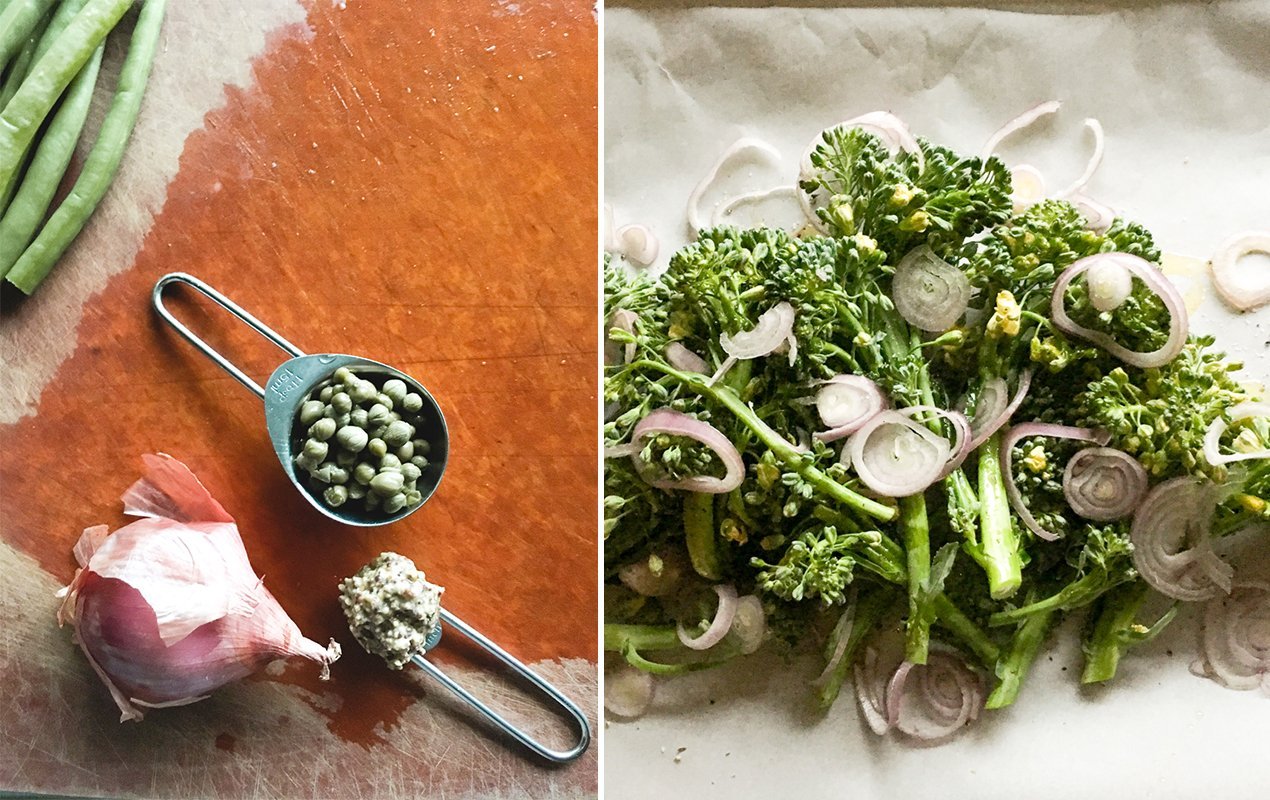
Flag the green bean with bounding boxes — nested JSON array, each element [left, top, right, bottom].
[[30, 0, 92, 63], [0, 0, 56, 69], [8, 0, 167, 294], [0, 0, 130, 191], [0, 44, 102, 278]]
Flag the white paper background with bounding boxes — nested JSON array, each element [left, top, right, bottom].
[[604, 2, 1270, 798]]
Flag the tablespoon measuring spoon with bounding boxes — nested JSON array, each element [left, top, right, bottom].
[[152, 272, 449, 527]]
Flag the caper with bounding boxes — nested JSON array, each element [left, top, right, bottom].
[[347, 483, 366, 500], [353, 462, 377, 485], [331, 392, 352, 413], [380, 453, 403, 470], [402, 392, 424, 413], [299, 400, 326, 425], [295, 452, 320, 472], [333, 367, 354, 385], [383, 492, 408, 514], [403, 490, 423, 506], [350, 380, 377, 404], [412, 438, 431, 456], [309, 463, 341, 484], [309, 417, 337, 441], [323, 485, 348, 507], [335, 426, 369, 452], [367, 403, 392, 427], [303, 438, 328, 462], [319, 385, 334, 402], [384, 420, 413, 447], [370, 471, 405, 497], [335, 450, 357, 467], [368, 438, 388, 458], [376, 393, 394, 411], [395, 441, 414, 461], [411, 455, 429, 469], [383, 379, 408, 404], [350, 407, 369, 429]]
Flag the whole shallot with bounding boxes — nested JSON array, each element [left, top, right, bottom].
[[57, 454, 340, 722]]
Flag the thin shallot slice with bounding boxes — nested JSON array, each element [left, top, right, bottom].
[[857, 647, 984, 744], [605, 662, 656, 718], [1130, 476, 1233, 602], [1197, 581, 1270, 694], [712, 301, 798, 384], [606, 308, 638, 366], [1070, 193, 1115, 234], [1203, 402, 1270, 466], [1001, 422, 1111, 541], [1209, 231, 1270, 313], [892, 246, 972, 333], [688, 137, 783, 232], [614, 224, 659, 267], [630, 409, 745, 494], [1062, 446, 1148, 522], [1055, 118, 1105, 199], [968, 369, 1032, 451], [665, 342, 710, 374], [677, 585, 739, 651], [1052, 252, 1188, 369], [813, 375, 888, 443], [730, 595, 767, 655], [979, 100, 1063, 161], [847, 411, 950, 497]]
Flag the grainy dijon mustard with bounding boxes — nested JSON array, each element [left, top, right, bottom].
[[338, 552, 444, 669]]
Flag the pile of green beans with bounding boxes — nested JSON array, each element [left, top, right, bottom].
[[0, 0, 167, 295], [294, 367, 435, 517]]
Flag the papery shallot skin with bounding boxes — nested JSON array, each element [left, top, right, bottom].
[[57, 454, 340, 722]]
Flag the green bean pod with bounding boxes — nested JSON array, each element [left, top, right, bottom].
[[0, 0, 131, 193], [8, 0, 168, 294], [31, 0, 93, 65], [0, 44, 104, 278], [0, 0, 56, 69]]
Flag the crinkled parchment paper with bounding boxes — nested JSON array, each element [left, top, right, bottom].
[[604, 2, 1270, 797]]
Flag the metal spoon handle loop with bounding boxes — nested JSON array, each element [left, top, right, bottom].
[[153, 272, 305, 400], [411, 608, 591, 764]]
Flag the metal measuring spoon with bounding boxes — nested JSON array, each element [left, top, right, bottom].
[[338, 552, 592, 763], [153, 273, 449, 527]]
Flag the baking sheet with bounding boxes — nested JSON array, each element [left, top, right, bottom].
[[603, 2, 1270, 797]]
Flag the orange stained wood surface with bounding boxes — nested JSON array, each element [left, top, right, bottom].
[[0, 0, 597, 793]]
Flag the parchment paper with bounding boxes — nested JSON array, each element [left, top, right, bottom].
[[604, 2, 1270, 797]]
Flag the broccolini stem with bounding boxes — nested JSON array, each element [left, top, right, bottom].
[[945, 467, 980, 545], [986, 607, 1055, 708], [1081, 582, 1178, 684], [899, 493, 931, 665], [816, 586, 897, 711], [604, 624, 732, 675], [988, 569, 1118, 626], [932, 594, 1000, 666], [977, 432, 1023, 599], [684, 492, 723, 580], [631, 359, 898, 522]]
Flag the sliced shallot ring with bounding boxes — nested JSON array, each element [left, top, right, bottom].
[[1001, 422, 1111, 541], [979, 100, 1062, 161], [854, 646, 891, 735], [1070, 192, 1115, 234], [720, 302, 797, 360], [615, 224, 659, 267], [1056, 118, 1105, 199], [1010, 164, 1047, 213], [894, 651, 984, 744], [605, 308, 639, 366], [730, 594, 767, 655], [1198, 581, 1270, 693], [665, 342, 710, 374], [677, 584, 739, 651], [847, 410, 951, 497], [968, 369, 1032, 451], [1130, 476, 1232, 601], [713, 186, 803, 228], [688, 137, 783, 232], [885, 661, 915, 728], [630, 409, 745, 494], [1210, 231, 1270, 313], [1203, 402, 1270, 466], [813, 375, 888, 443], [1062, 446, 1149, 521], [896, 405, 972, 479], [892, 246, 972, 333], [1052, 253, 1188, 368], [605, 662, 655, 718]]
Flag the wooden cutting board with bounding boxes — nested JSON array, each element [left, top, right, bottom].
[[0, 1, 598, 797]]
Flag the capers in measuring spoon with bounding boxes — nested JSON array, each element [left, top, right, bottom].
[[291, 366, 437, 518]]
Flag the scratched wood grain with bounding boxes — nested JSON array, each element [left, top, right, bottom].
[[0, 0, 599, 797]]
